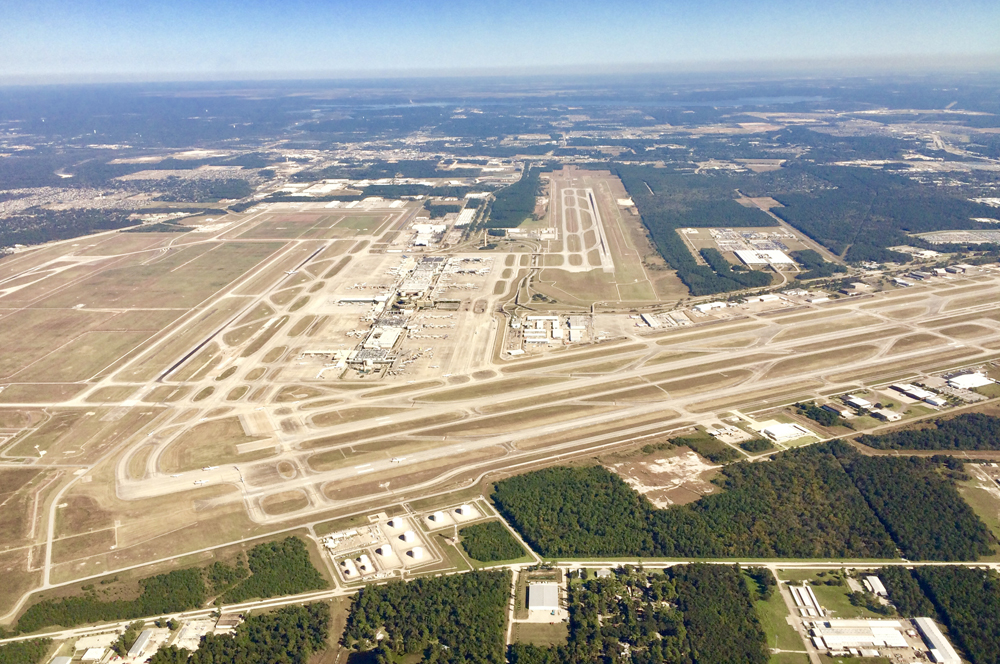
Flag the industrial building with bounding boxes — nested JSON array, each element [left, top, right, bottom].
[[947, 372, 994, 390], [527, 583, 560, 612], [790, 584, 823, 617], [863, 576, 887, 597], [762, 422, 811, 443], [127, 630, 154, 659], [871, 408, 902, 422], [843, 395, 872, 410], [810, 619, 908, 650], [914, 617, 961, 664], [822, 404, 852, 418], [735, 249, 795, 266]]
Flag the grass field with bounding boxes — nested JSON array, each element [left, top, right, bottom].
[[755, 590, 803, 652], [0, 308, 116, 379], [416, 376, 568, 402], [159, 417, 273, 473], [512, 622, 569, 646]]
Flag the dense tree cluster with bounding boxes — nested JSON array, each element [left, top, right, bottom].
[[858, 413, 1000, 450], [791, 249, 847, 280], [739, 438, 774, 454], [672, 565, 769, 664], [699, 248, 772, 289], [875, 566, 936, 617], [914, 566, 1000, 664], [843, 455, 994, 560], [674, 436, 741, 464], [611, 165, 778, 296], [795, 401, 845, 427], [0, 639, 50, 664], [772, 165, 998, 262], [149, 602, 330, 664], [492, 445, 898, 560], [220, 537, 327, 603], [342, 570, 511, 664], [744, 567, 777, 600], [459, 520, 527, 562], [0, 208, 137, 248], [485, 166, 542, 228], [16, 568, 206, 633]]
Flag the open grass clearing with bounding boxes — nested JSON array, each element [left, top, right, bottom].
[[223, 319, 270, 347], [287, 315, 317, 338], [501, 342, 647, 374], [771, 315, 881, 342], [771, 309, 849, 325], [658, 369, 754, 397], [262, 345, 287, 363], [0, 383, 86, 403], [0, 308, 116, 379], [860, 295, 927, 309], [84, 386, 138, 403], [236, 302, 275, 326], [687, 380, 823, 414], [879, 305, 929, 320], [826, 348, 981, 383], [942, 289, 998, 312], [939, 323, 994, 339], [270, 287, 301, 307], [241, 315, 289, 357], [192, 386, 215, 402], [43, 242, 283, 310], [560, 356, 644, 374], [159, 417, 273, 473], [644, 355, 780, 383], [226, 386, 249, 401], [422, 404, 615, 437], [115, 296, 251, 382], [300, 412, 465, 450], [359, 380, 445, 400], [260, 490, 309, 515], [310, 407, 409, 428], [653, 321, 767, 346], [887, 333, 944, 354], [415, 376, 568, 402], [755, 589, 803, 652], [480, 377, 649, 414], [764, 345, 880, 380], [512, 622, 569, 647], [289, 296, 310, 312], [275, 384, 327, 402]]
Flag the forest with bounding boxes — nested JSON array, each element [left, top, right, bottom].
[[611, 165, 779, 296], [842, 455, 994, 561], [492, 444, 897, 560], [342, 570, 511, 664], [459, 520, 527, 562], [0, 639, 50, 664], [0, 208, 137, 248], [15, 568, 206, 633], [484, 166, 542, 228], [796, 401, 845, 427], [220, 537, 327, 603], [876, 566, 937, 617], [671, 565, 769, 664], [149, 602, 330, 664], [857, 412, 1000, 450], [493, 442, 993, 562], [791, 249, 847, 280], [14, 537, 323, 633], [510, 565, 767, 664], [912, 566, 1000, 664], [772, 165, 999, 263]]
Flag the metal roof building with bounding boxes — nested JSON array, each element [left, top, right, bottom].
[[527, 583, 560, 612], [127, 629, 154, 658], [914, 617, 961, 664]]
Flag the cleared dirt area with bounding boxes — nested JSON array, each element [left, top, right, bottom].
[[607, 447, 720, 507]]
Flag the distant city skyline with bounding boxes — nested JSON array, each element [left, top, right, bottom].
[[2, 0, 999, 83]]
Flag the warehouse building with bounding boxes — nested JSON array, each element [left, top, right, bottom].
[[863, 576, 887, 597], [527, 583, 560, 612], [127, 630, 154, 659], [735, 249, 795, 266], [914, 617, 961, 664], [947, 372, 994, 390], [810, 620, 907, 650], [762, 422, 812, 443]]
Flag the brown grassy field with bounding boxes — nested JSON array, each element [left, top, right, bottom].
[[159, 417, 273, 473]]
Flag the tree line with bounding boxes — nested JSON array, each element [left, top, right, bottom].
[[459, 520, 527, 563], [492, 441, 993, 562], [858, 413, 1000, 450], [342, 569, 511, 664], [13, 537, 325, 633], [149, 602, 330, 664]]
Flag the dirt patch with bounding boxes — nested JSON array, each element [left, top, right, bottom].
[[606, 447, 719, 507]]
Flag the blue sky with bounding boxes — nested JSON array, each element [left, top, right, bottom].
[[2, 0, 998, 81]]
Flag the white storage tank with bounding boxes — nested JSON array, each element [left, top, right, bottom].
[[401, 530, 416, 543], [408, 547, 424, 559], [456, 504, 471, 515], [430, 511, 445, 522]]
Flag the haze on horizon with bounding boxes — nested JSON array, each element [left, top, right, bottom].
[[2, 0, 1000, 84]]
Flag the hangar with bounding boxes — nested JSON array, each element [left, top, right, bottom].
[[735, 250, 795, 266], [527, 583, 560, 612]]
